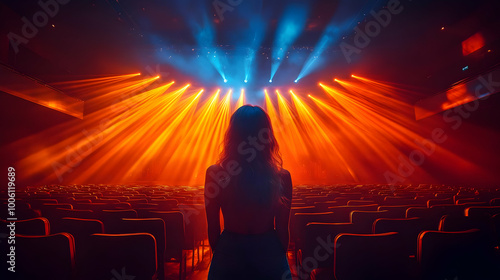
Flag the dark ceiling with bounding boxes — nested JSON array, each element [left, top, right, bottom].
[[0, 0, 499, 95]]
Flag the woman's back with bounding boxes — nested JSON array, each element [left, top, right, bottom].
[[208, 164, 292, 235]]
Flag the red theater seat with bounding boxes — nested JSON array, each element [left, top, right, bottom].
[[110, 218, 167, 280], [377, 205, 413, 218], [146, 210, 186, 280], [77, 233, 157, 280], [1, 217, 49, 235], [417, 229, 495, 280], [438, 214, 490, 232], [299, 222, 362, 277], [350, 210, 391, 232], [427, 197, 454, 207], [53, 208, 95, 219], [14, 233, 76, 280], [373, 217, 430, 256], [99, 209, 138, 231], [490, 198, 500, 206], [334, 232, 409, 280], [327, 204, 379, 222], [465, 206, 500, 218]]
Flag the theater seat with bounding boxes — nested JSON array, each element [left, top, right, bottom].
[[328, 204, 378, 222], [1, 217, 49, 235], [146, 210, 186, 280], [294, 212, 335, 249], [427, 198, 454, 207], [418, 229, 496, 280], [53, 208, 95, 219], [406, 207, 443, 230], [350, 210, 391, 232], [98, 209, 138, 231], [111, 218, 166, 280], [492, 213, 500, 247], [334, 232, 409, 280], [299, 222, 361, 278], [490, 198, 500, 206], [438, 214, 490, 232], [377, 205, 413, 218], [465, 206, 500, 218], [14, 233, 76, 280], [78, 233, 157, 280], [373, 217, 430, 256]]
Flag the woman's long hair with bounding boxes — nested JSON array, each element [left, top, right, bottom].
[[218, 105, 285, 207]]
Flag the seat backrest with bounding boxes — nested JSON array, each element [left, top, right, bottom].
[[427, 198, 454, 208], [490, 198, 500, 206], [438, 214, 490, 232], [383, 196, 420, 206], [430, 204, 467, 216], [349, 210, 391, 231], [347, 200, 376, 206], [334, 232, 408, 280], [113, 218, 166, 280], [293, 212, 335, 249], [406, 207, 443, 230], [14, 233, 76, 280], [373, 217, 429, 256], [417, 229, 491, 280], [1, 217, 49, 235], [78, 233, 157, 280], [300, 223, 359, 270], [465, 206, 500, 218], [28, 198, 58, 209], [328, 204, 379, 222], [58, 217, 105, 236], [377, 205, 413, 218], [373, 217, 427, 235], [492, 213, 500, 247], [53, 208, 95, 219], [314, 201, 341, 211], [146, 211, 185, 259]]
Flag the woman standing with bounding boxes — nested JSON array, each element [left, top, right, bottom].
[[205, 105, 292, 280]]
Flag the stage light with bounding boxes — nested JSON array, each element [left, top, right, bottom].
[[271, 3, 309, 81], [244, 79, 248, 83], [334, 78, 339, 82], [269, 79, 273, 83], [224, 79, 228, 83], [294, 79, 298, 83], [155, 75, 160, 79], [351, 74, 356, 78]]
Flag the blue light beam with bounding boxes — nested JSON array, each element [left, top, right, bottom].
[[270, 3, 309, 81]]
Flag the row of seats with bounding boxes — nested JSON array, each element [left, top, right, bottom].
[[1, 184, 208, 280], [2, 183, 500, 279], [288, 185, 500, 280]]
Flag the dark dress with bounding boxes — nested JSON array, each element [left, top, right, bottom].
[[208, 229, 292, 280]]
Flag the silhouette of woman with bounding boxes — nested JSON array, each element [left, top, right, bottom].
[[205, 105, 292, 280]]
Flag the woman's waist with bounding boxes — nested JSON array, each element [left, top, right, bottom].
[[221, 228, 277, 238]]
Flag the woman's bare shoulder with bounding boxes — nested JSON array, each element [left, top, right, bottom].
[[206, 163, 222, 173], [279, 168, 291, 180]]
